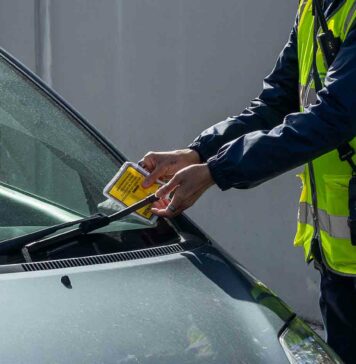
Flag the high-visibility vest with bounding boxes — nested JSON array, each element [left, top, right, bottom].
[[294, 0, 356, 275]]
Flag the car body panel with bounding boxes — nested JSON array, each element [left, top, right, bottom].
[[0, 244, 290, 364]]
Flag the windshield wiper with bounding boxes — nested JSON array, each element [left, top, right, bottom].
[[0, 194, 159, 257]]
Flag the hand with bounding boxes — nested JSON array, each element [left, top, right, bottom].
[[139, 149, 201, 188], [151, 164, 215, 217]]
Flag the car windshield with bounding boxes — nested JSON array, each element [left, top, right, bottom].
[[0, 52, 161, 245]]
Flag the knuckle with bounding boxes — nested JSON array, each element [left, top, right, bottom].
[[145, 151, 155, 159], [169, 176, 177, 185], [167, 177, 177, 188], [171, 174, 181, 184]]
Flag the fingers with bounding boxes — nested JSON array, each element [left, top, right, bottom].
[[151, 177, 181, 217], [140, 151, 168, 188], [142, 167, 164, 188], [151, 198, 169, 210], [152, 175, 186, 217], [139, 151, 156, 172], [140, 149, 198, 189], [155, 175, 181, 198], [151, 164, 214, 218], [151, 192, 185, 218]]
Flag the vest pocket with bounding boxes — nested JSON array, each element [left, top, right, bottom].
[[323, 175, 350, 217], [320, 175, 356, 273], [318, 175, 350, 241]]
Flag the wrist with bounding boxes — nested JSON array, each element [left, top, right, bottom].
[[207, 157, 231, 191], [200, 163, 215, 188], [179, 148, 201, 165]]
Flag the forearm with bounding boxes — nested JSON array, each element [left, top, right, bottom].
[[207, 111, 350, 190], [207, 27, 356, 190]]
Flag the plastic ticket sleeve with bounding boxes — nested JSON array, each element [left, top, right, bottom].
[[103, 162, 161, 223]]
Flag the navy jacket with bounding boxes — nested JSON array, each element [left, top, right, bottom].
[[189, 1, 356, 190]]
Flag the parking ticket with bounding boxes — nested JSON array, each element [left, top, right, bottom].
[[103, 162, 161, 224]]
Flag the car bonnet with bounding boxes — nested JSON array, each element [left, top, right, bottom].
[[0, 245, 291, 364]]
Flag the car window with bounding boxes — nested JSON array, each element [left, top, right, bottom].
[[0, 52, 173, 248]]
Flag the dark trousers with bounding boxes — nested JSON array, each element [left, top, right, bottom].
[[320, 269, 356, 364]]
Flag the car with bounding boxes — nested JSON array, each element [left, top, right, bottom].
[[0, 47, 342, 364]]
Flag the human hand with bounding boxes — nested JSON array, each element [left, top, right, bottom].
[[151, 163, 215, 217], [140, 149, 201, 188]]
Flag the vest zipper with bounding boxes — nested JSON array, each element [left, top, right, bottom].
[[307, 3, 323, 265]]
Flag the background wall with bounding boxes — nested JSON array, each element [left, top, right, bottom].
[[0, 0, 322, 323]]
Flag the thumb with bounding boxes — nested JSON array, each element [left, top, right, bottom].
[[142, 167, 162, 188], [156, 175, 181, 198]]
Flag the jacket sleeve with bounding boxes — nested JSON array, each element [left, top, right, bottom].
[[188, 18, 299, 162], [207, 26, 356, 190]]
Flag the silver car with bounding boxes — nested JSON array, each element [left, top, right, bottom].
[[0, 48, 342, 364]]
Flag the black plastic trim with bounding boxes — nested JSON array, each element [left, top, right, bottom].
[[277, 313, 297, 339], [21, 244, 183, 272], [0, 238, 204, 274]]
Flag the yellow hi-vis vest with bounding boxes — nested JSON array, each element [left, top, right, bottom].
[[294, 0, 356, 275]]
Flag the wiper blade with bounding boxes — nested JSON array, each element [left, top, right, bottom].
[[22, 193, 159, 262], [0, 194, 159, 256]]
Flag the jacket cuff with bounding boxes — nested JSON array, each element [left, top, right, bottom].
[[187, 142, 211, 163], [207, 156, 232, 191]]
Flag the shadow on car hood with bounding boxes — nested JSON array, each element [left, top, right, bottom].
[[0, 245, 291, 364]]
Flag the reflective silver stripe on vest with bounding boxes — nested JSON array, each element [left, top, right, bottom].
[[299, 73, 315, 108], [344, 1, 356, 34], [299, 81, 317, 109], [298, 201, 350, 239]]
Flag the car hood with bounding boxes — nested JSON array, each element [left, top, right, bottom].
[[0, 245, 291, 364]]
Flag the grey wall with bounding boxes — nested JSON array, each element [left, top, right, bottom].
[[0, 0, 322, 322]]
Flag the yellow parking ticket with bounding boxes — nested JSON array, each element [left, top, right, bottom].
[[103, 162, 161, 224]]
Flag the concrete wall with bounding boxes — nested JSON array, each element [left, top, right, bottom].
[[0, 0, 322, 322]]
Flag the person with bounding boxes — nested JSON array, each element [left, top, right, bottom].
[[139, 0, 356, 362]]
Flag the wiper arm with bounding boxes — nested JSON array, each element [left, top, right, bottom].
[[0, 194, 159, 256]]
